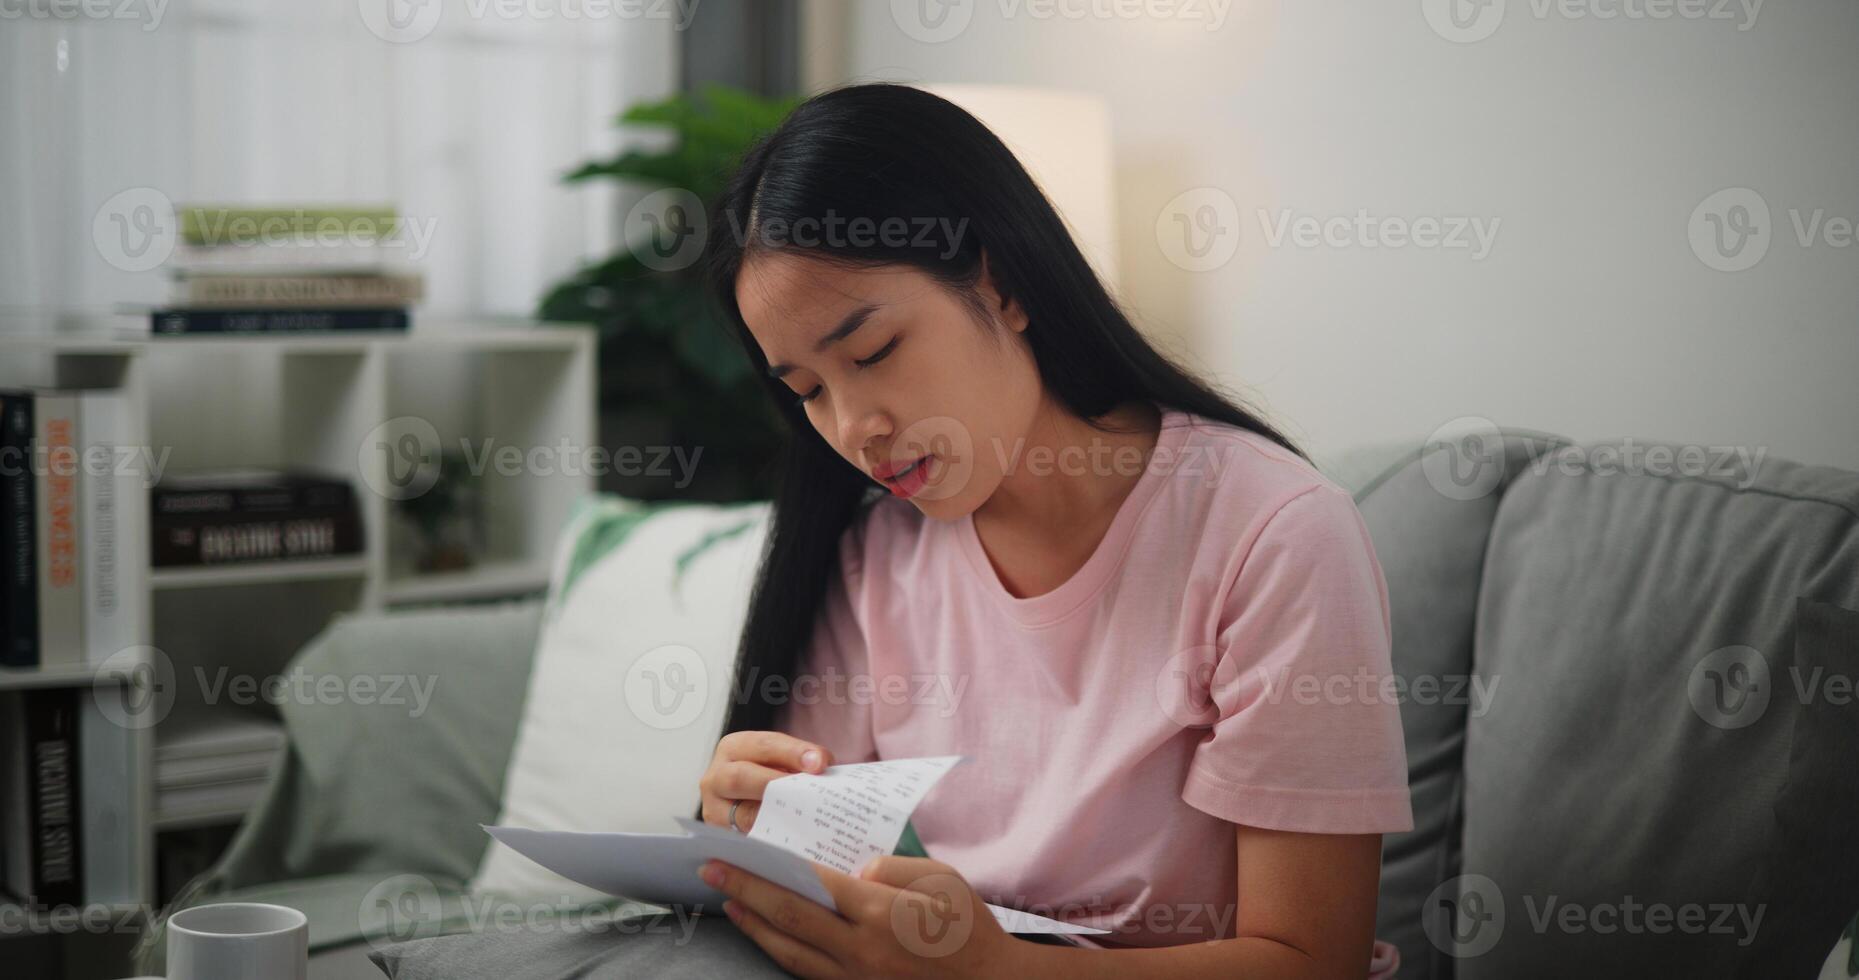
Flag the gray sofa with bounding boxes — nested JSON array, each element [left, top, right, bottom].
[[140, 429, 1859, 979]]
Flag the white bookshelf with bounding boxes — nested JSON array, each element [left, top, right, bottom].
[[0, 316, 596, 920]]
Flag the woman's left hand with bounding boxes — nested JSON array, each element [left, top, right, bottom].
[[699, 855, 1022, 979]]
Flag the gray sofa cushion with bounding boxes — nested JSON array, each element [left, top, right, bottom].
[[139, 600, 548, 975], [1455, 443, 1859, 979], [1356, 429, 1569, 980], [217, 598, 546, 890]]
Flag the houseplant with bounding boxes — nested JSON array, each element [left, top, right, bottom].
[[538, 84, 800, 502]]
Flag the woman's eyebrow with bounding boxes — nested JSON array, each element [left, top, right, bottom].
[[767, 304, 880, 378]]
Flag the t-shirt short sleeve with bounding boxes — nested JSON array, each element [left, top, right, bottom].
[[1181, 484, 1415, 834], [773, 523, 880, 766]]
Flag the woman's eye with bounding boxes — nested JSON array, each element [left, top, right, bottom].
[[854, 336, 899, 368], [795, 385, 822, 405]]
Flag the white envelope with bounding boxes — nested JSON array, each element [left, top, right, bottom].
[[483, 756, 1107, 937], [484, 817, 832, 912]]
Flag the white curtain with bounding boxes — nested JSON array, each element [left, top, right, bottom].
[[1, 0, 679, 322]]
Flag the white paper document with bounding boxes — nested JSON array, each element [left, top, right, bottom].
[[484, 755, 1107, 937], [747, 754, 962, 875]]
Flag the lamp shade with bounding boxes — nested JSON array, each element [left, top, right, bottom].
[[916, 84, 1120, 295]]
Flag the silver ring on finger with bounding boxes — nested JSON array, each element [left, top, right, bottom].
[[728, 799, 745, 833]]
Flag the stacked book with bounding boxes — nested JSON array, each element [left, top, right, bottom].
[[151, 205, 422, 335], [152, 469, 363, 568], [153, 710, 286, 829], [1, 389, 144, 670]]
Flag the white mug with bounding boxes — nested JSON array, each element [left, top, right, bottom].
[[165, 902, 308, 980]]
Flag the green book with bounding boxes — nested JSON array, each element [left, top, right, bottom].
[[180, 205, 399, 246]]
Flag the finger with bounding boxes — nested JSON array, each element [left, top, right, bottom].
[[810, 862, 899, 926], [710, 759, 792, 801], [725, 730, 832, 773], [853, 855, 955, 889], [700, 795, 760, 830], [704, 861, 853, 952], [726, 902, 841, 979], [847, 857, 987, 938]]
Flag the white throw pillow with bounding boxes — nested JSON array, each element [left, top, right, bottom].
[[469, 497, 770, 902]]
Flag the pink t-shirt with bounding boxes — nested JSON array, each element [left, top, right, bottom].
[[776, 405, 1414, 951]]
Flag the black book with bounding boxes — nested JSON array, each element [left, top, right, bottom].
[[150, 308, 409, 335], [151, 511, 365, 568], [0, 392, 37, 669], [153, 469, 355, 519], [1, 689, 84, 907]]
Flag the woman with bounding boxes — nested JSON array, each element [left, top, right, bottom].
[[694, 83, 1411, 979]]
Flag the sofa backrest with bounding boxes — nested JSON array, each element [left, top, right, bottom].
[[1360, 429, 1859, 979], [1356, 429, 1569, 979]]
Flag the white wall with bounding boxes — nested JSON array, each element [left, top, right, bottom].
[[826, 0, 1859, 471], [1, 0, 679, 320]]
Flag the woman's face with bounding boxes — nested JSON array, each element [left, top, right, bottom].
[[735, 250, 1042, 520]]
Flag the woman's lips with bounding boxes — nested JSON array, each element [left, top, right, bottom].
[[879, 454, 934, 498]]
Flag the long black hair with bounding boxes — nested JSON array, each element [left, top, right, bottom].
[[704, 82, 1302, 742]]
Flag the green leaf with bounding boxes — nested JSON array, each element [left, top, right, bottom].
[[536, 83, 797, 501]]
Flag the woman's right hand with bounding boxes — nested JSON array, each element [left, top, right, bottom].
[[699, 731, 832, 833]]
